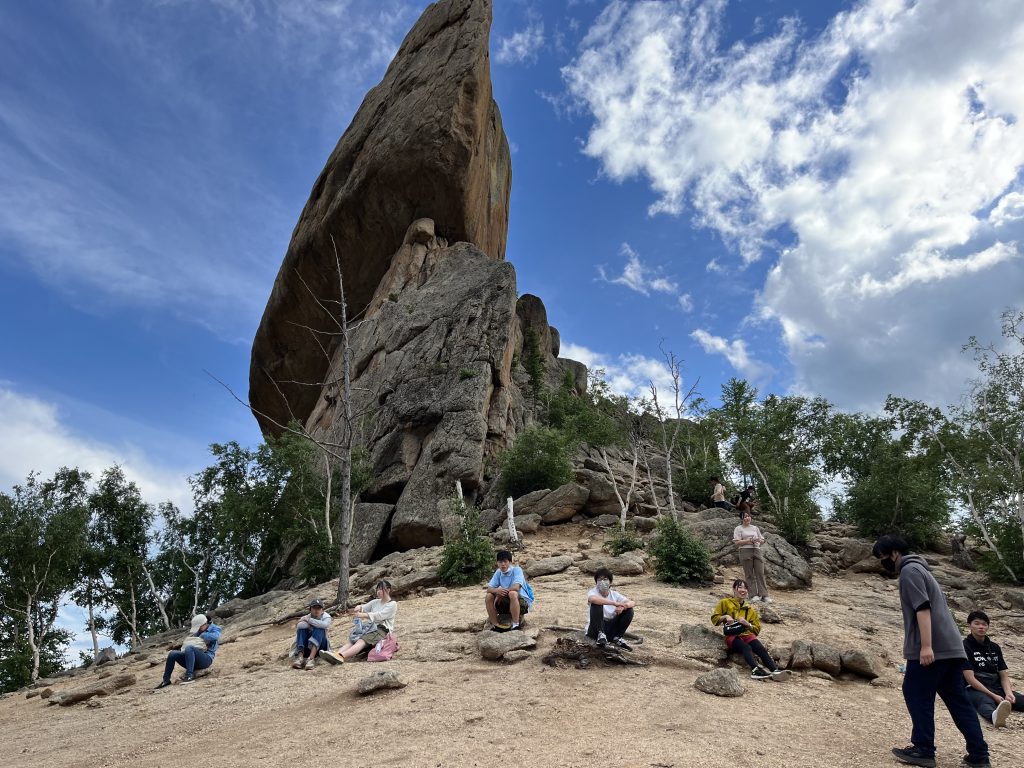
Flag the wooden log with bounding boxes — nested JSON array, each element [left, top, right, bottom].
[[541, 634, 649, 669], [48, 673, 136, 706]]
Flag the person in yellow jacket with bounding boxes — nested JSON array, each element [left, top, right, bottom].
[[711, 579, 791, 680]]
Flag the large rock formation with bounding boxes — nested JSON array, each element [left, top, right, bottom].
[[251, 0, 512, 436]]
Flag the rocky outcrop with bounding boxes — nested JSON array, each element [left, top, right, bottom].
[[251, 0, 512, 436]]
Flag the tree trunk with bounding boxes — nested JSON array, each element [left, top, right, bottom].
[[87, 597, 100, 661], [333, 236, 354, 609], [26, 596, 40, 682], [505, 496, 519, 545], [141, 562, 171, 631], [324, 451, 334, 547]]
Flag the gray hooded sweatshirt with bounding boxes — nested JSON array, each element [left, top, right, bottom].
[[896, 553, 966, 662]]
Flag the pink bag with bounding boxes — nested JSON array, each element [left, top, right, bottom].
[[367, 633, 398, 662]]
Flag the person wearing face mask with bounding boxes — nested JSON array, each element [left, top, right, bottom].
[[711, 579, 790, 680], [325, 580, 398, 663], [585, 567, 636, 650], [872, 536, 990, 768]]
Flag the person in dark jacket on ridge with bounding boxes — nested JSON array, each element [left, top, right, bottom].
[[873, 536, 991, 768]]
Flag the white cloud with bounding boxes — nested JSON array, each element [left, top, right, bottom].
[[598, 242, 681, 297], [690, 329, 771, 381], [677, 293, 694, 312], [496, 22, 545, 65], [564, 0, 1024, 408], [0, 386, 192, 510], [561, 341, 679, 399]]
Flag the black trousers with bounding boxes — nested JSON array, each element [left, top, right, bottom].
[[903, 658, 988, 760], [729, 635, 777, 671], [586, 603, 634, 640]]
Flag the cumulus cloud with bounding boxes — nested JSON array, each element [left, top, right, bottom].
[[561, 341, 681, 399], [563, 0, 1024, 409], [0, 386, 192, 510], [690, 329, 771, 382], [598, 242, 687, 305], [496, 22, 545, 65]]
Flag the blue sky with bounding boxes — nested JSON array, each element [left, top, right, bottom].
[[2, 0, 1023, 520]]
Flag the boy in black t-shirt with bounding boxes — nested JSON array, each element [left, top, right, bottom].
[[962, 610, 1024, 728]]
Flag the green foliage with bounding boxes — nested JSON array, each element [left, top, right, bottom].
[[459, 368, 476, 381], [387, 292, 398, 303], [300, 539, 337, 585], [604, 527, 644, 556], [970, 516, 1024, 584], [649, 516, 712, 585], [523, 328, 546, 400], [547, 370, 625, 449], [438, 495, 494, 586], [497, 425, 574, 499]]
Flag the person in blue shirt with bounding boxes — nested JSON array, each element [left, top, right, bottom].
[[484, 550, 534, 630], [155, 614, 222, 689]]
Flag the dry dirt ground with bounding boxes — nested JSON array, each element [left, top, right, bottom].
[[2, 524, 1021, 768]]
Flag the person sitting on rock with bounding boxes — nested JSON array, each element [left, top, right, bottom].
[[155, 614, 222, 689], [484, 550, 534, 631], [962, 609, 1024, 728], [711, 579, 790, 681], [585, 567, 635, 650], [709, 476, 734, 512], [736, 484, 756, 516], [329, 580, 397, 663], [292, 597, 332, 670], [733, 511, 771, 603]]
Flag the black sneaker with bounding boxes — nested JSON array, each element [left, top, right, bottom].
[[961, 756, 992, 768], [180, 674, 196, 684], [612, 637, 633, 651], [750, 666, 772, 680], [154, 680, 172, 690], [891, 746, 936, 767], [596, 632, 608, 647]]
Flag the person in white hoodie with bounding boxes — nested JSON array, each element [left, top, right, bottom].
[[331, 580, 397, 662], [292, 598, 332, 670]]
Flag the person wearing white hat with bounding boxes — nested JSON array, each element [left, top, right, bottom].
[[155, 614, 222, 689]]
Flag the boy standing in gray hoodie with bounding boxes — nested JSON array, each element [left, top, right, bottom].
[[873, 536, 991, 768]]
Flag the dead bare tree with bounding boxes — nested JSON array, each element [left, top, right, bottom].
[[647, 348, 699, 521]]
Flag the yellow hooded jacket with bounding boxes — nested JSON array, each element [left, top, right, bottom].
[[711, 596, 761, 640]]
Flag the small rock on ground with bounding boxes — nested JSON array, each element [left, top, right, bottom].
[[357, 670, 407, 695], [694, 668, 745, 697]]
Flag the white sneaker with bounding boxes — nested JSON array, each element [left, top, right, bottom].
[[992, 700, 1011, 727], [304, 657, 316, 670], [292, 658, 305, 670], [762, 596, 773, 604]]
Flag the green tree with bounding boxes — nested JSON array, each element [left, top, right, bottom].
[[439, 493, 495, 586], [649, 516, 712, 584], [0, 468, 89, 682], [498, 425, 574, 499]]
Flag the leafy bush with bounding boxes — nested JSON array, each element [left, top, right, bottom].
[[649, 516, 712, 585], [498, 425, 574, 499], [439, 495, 495, 587], [604, 527, 644, 556], [968, 517, 1024, 585], [300, 539, 337, 584]]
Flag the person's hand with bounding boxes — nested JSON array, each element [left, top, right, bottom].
[[1007, 691, 1016, 705], [721, 615, 733, 623], [738, 618, 752, 628], [614, 605, 625, 615], [920, 645, 935, 666], [497, 587, 508, 597], [991, 692, 1005, 704]]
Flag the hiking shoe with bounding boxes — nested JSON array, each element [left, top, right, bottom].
[[154, 680, 172, 690], [180, 674, 196, 685], [992, 699, 1011, 727], [304, 657, 316, 670], [320, 650, 342, 665], [891, 746, 936, 767], [961, 756, 992, 768], [750, 667, 772, 680], [292, 658, 306, 670], [596, 632, 608, 647], [612, 637, 633, 651], [770, 668, 792, 681]]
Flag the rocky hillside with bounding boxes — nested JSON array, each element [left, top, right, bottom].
[[4, 517, 1022, 768]]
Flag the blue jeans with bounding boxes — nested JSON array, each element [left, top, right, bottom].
[[296, 626, 330, 657], [903, 659, 988, 759], [163, 646, 213, 682]]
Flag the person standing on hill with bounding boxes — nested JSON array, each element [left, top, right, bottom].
[[733, 511, 770, 603], [873, 535, 991, 768]]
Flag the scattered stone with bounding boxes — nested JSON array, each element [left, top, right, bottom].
[[632, 516, 657, 532], [840, 649, 879, 680], [694, 668, 744, 697], [536, 483, 591, 524], [806, 669, 834, 681], [578, 555, 644, 577], [357, 670, 407, 696], [525, 555, 572, 578], [590, 514, 619, 528], [578, 539, 592, 550], [678, 624, 729, 665], [94, 647, 117, 667], [811, 643, 843, 676], [513, 514, 542, 534], [424, 587, 449, 596], [477, 630, 536, 661], [49, 673, 136, 707], [26, 690, 40, 699], [790, 640, 814, 670], [39, 688, 54, 700], [502, 650, 533, 664], [758, 603, 783, 623]]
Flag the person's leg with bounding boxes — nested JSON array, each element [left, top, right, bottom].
[[936, 661, 988, 760], [752, 550, 770, 601], [747, 638, 778, 672], [162, 651, 186, 683], [485, 592, 499, 625], [586, 603, 605, 640], [739, 549, 756, 595], [508, 592, 521, 625], [902, 660, 940, 757], [340, 639, 367, 660], [965, 688, 997, 720], [307, 627, 328, 659], [295, 627, 311, 658], [1012, 692, 1024, 712], [730, 636, 758, 670], [190, 651, 213, 674], [606, 607, 634, 639], [182, 646, 199, 676]]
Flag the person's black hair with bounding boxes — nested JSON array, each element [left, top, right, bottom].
[[967, 610, 990, 626], [732, 578, 749, 590], [593, 567, 613, 583], [872, 535, 911, 558], [710, 476, 719, 483], [375, 579, 393, 592], [496, 550, 513, 562]]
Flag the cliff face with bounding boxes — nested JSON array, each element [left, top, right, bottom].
[[250, 0, 512, 437]]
